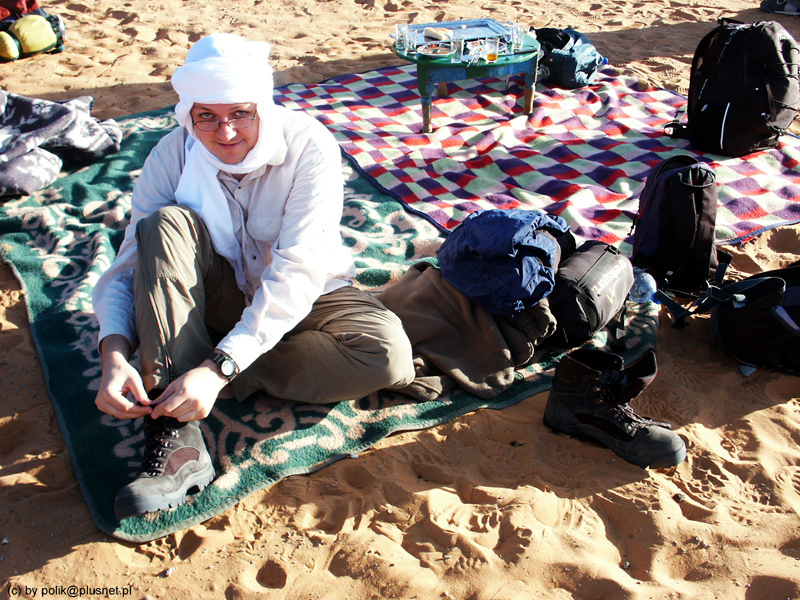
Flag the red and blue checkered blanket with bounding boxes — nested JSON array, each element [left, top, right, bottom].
[[276, 64, 800, 248]]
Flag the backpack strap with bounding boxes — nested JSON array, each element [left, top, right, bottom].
[[664, 108, 689, 139], [657, 252, 751, 328], [715, 249, 732, 284], [653, 288, 692, 326], [662, 170, 699, 288], [660, 162, 716, 292], [760, 24, 800, 128], [691, 275, 784, 318], [773, 305, 800, 337], [606, 304, 629, 353]]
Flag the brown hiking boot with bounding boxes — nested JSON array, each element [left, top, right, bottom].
[[543, 348, 686, 468], [115, 417, 215, 520]]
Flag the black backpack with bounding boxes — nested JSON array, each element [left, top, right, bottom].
[[630, 155, 728, 299], [685, 261, 800, 375], [667, 18, 800, 157], [544, 240, 633, 351]]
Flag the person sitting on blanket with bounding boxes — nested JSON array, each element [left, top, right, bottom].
[[92, 33, 415, 520]]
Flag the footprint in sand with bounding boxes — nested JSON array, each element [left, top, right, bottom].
[[111, 514, 235, 567], [288, 466, 386, 541], [65, 2, 91, 13], [573, 10, 605, 23], [411, 458, 455, 485], [105, 10, 138, 26], [0, 417, 30, 458], [665, 357, 731, 407], [240, 558, 288, 592], [176, 520, 236, 560], [121, 25, 158, 43], [0, 326, 26, 355], [786, 467, 800, 508], [670, 7, 709, 22], [402, 488, 544, 573], [677, 451, 783, 524], [742, 575, 799, 600], [327, 537, 442, 595], [779, 535, 800, 560]]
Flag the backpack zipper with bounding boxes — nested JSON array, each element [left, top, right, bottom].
[[697, 29, 736, 104], [720, 102, 731, 151]]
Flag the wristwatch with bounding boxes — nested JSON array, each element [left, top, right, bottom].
[[210, 349, 239, 383]]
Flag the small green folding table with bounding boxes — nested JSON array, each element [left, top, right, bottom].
[[393, 30, 541, 133]]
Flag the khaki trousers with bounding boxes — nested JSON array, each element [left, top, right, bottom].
[[133, 205, 414, 404]]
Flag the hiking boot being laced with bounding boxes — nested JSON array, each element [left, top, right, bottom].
[[544, 348, 686, 468], [115, 416, 215, 520]]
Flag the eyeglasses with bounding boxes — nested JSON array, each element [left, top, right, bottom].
[[192, 115, 257, 132]]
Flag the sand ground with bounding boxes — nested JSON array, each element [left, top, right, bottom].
[[2, 0, 800, 598]]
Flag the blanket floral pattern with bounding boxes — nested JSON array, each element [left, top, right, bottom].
[[0, 105, 659, 542]]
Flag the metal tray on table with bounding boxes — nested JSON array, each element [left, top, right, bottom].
[[408, 18, 510, 41]]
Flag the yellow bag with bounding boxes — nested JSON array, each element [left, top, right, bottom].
[[0, 30, 21, 60], [0, 13, 64, 61]]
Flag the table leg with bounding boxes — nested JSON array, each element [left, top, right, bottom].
[[437, 81, 448, 97], [418, 65, 436, 133], [421, 96, 433, 133], [523, 66, 537, 115], [523, 87, 534, 114]]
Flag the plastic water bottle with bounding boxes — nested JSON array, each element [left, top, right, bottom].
[[629, 267, 658, 303]]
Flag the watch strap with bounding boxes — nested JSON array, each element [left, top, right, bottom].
[[210, 349, 239, 382]]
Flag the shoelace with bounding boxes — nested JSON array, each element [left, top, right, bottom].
[[611, 403, 672, 431], [594, 384, 672, 432], [140, 419, 180, 476]]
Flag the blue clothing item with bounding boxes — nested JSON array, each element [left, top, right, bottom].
[[760, 0, 800, 14], [438, 209, 571, 316], [535, 27, 606, 89]]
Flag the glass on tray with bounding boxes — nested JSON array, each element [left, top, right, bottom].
[[511, 24, 525, 51], [404, 27, 419, 52], [395, 24, 407, 51], [451, 37, 466, 63], [485, 37, 499, 62]]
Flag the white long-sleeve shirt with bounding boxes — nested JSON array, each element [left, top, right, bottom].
[[92, 107, 356, 372]]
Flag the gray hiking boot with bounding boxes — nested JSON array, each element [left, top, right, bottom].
[[543, 348, 686, 469], [115, 417, 215, 520]]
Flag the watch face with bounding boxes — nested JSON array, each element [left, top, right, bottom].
[[220, 359, 235, 378]]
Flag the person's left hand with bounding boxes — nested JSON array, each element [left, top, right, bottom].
[[150, 361, 228, 421]]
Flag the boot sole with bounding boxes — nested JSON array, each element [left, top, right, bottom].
[[543, 399, 686, 469], [115, 460, 216, 520]]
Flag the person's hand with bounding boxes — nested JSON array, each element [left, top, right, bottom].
[[149, 361, 228, 422], [95, 334, 152, 420]]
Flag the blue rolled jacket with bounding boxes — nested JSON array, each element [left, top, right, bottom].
[[437, 209, 572, 316]]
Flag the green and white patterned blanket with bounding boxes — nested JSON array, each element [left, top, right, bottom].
[[0, 107, 658, 543]]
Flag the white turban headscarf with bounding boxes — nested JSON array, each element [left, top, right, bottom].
[[170, 33, 286, 286]]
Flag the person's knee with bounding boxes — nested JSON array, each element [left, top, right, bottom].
[[135, 205, 213, 283], [136, 206, 211, 266], [137, 205, 202, 239], [377, 315, 415, 389]]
